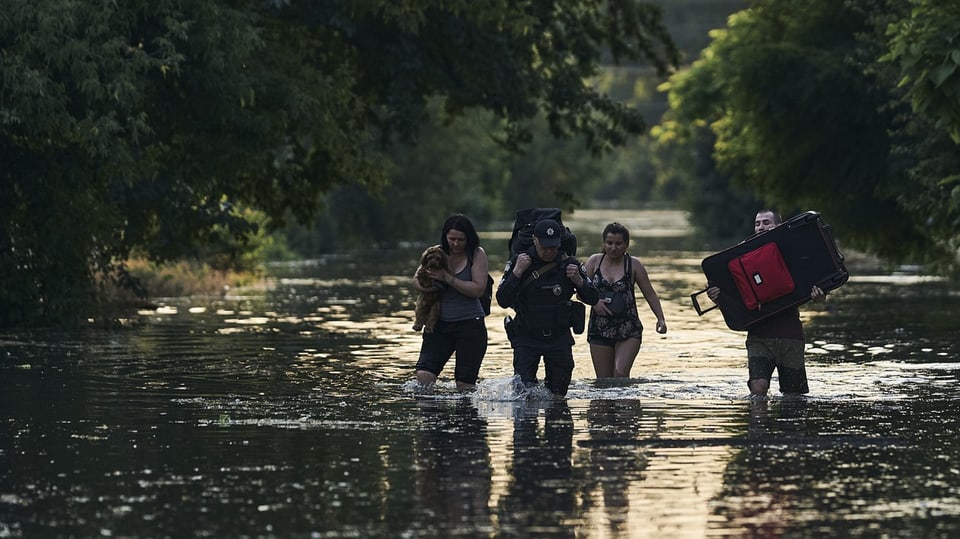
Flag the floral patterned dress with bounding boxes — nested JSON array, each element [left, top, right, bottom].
[[587, 253, 643, 342]]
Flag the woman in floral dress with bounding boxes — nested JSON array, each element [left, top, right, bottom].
[[583, 222, 668, 378]]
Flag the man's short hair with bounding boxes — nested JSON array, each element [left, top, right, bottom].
[[757, 209, 783, 225]]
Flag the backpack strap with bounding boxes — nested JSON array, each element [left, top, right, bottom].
[[596, 252, 630, 284], [595, 252, 606, 278], [521, 261, 558, 288], [624, 253, 632, 288]]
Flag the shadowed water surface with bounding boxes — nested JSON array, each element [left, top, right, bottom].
[[2, 210, 960, 537]]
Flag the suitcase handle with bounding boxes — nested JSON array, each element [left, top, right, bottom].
[[690, 288, 718, 316], [819, 224, 846, 266], [815, 272, 849, 291]]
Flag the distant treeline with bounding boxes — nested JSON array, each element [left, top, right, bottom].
[[3, 0, 959, 326]]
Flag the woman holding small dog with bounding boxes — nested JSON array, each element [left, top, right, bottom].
[[583, 222, 667, 378], [413, 214, 489, 391]]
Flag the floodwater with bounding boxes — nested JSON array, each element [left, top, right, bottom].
[[2, 210, 959, 538]]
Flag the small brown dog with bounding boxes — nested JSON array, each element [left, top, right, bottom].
[[413, 245, 448, 333]]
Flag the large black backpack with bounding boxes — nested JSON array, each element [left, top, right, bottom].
[[507, 208, 578, 257]]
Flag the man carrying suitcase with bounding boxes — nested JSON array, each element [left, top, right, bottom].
[[707, 209, 826, 396]]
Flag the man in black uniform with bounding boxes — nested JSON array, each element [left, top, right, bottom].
[[496, 218, 599, 396]]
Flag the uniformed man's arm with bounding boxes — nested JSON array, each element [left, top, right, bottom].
[[569, 258, 599, 305], [496, 256, 523, 308]]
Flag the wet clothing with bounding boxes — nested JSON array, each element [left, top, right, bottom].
[[416, 318, 487, 385], [513, 344, 574, 396], [745, 307, 808, 393], [587, 253, 643, 346], [416, 263, 487, 385], [746, 336, 808, 394], [440, 265, 485, 321], [496, 247, 599, 396]]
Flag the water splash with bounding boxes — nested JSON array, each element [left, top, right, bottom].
[[472, 375, 559, 402]]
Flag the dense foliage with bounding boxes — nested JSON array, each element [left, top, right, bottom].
[[0, 0, 678, 325], [8, 0, 960, 326], [657, 0, 960, 269]]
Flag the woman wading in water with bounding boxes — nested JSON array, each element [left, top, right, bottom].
[[583, 222, 667, 378]]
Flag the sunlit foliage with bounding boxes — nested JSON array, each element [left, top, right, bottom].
[[0, 0, 678, 325], [658, 0, 960, 271]]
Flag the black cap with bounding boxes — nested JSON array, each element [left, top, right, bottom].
[[533, 219, 562, 247]]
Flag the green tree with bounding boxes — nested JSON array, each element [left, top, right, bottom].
[[657, 0, 960, 268], [887, 1, 960, 144], [287, 109, 620, 257], [306, 106, 511, 254], [1, 0, 678, 325], [884, 0, 960, 271]]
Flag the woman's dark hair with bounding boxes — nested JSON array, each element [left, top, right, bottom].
[[602, 222, 630, 244], [440, 214, 480, 256]]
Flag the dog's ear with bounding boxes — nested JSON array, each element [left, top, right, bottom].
[[419, 247, 432, 265], [420, 245, 446, 266]]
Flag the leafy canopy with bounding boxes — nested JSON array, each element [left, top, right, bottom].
[[0, 0, 678, 325], [658, 0, 960, 269]]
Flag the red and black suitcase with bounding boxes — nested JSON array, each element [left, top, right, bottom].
[[691, 211, 849, 331]]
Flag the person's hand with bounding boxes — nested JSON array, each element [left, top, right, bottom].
[[594, 297, 612, 316], [427, 268, 451, 284], [513, 253, 531, 277], [706, 286, 720, 303], [810, 285, 826, 302], [565, 263, 583, 287], [655, 320, 667, 334]]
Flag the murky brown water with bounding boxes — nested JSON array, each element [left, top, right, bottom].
[[2, 210, 959, 537]]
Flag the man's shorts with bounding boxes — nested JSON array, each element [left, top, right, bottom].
[[745, 336, 809, 394]]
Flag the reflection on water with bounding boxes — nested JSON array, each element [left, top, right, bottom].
[[413, 399, 493, 536], [2, 210, 960, 537], [498, 400, 575, 537], [580, 399, 653, 535]]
